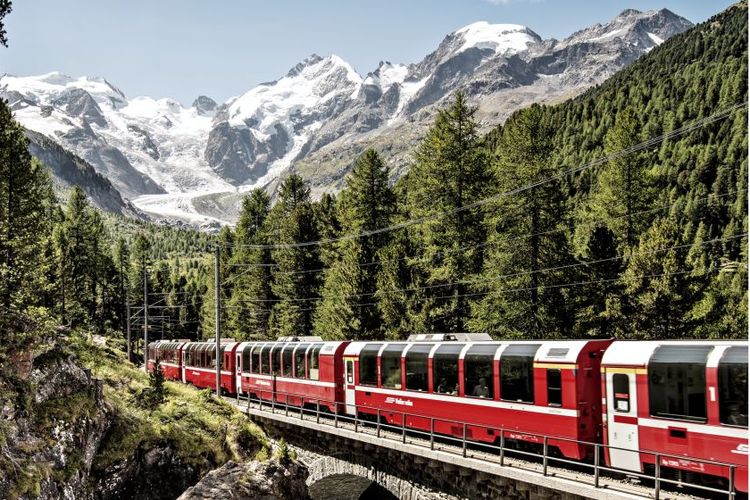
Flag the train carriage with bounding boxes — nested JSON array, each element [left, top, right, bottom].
[[342, 334, 612, 460], [181, 341, 240, 394], [146, 340, 186, 381], [601, 341, 748, 493], [235, 337, 349, 413]]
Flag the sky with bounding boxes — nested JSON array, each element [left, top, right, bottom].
[[0, 0, 735, 105]]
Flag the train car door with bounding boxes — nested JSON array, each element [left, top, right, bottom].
[[345, 358, 356, 415], [606, 370, 641, 472], [235, 351, 242, 395], [181, 349, 187, 383]]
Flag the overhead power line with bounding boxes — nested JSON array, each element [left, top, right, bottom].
[[220, 190, 736, 286], [229, 233, 747, 305], [220, 102, 746, 251]]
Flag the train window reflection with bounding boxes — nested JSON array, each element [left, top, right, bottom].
[[501, 345, 539, 403], [719, 346, 748, 427], [281, 345, 294, 377], [612, 373, 630, 412], [547, 369, 562, 406], [465, 345, 497, 399], [434, 344, 463, 396], [294, 344, 310, 378], [649, 346, 710, 422], [381, 344, 406, 389], [271, 345, 282, 376], [259, 345, 271, 374], [308, 344, 323, 381], [242, 345, 252, 373], [406, 344, 432, 392], [359, 344, 381, 386]]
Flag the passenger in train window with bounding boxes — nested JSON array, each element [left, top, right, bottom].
[[437, 378, 448, 394], [472, 378, 490, 398]]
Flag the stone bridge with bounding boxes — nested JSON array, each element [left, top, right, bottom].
[[226, 396, 667, 500]]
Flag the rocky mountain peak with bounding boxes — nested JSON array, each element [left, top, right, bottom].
[[286, 53, 325, 77], [192, 95, 217, 116]]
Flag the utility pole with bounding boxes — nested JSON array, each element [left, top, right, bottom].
[[126, 286, 131, 363], [214, 246, 221, 397], [143, 265, 148, 372]]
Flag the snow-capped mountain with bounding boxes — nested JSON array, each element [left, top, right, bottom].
[[1, 8, 693, 226]]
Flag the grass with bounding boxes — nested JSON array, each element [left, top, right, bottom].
[[65, 332, 269, 474]]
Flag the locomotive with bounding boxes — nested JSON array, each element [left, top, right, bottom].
[[147, 334, 748, 493]]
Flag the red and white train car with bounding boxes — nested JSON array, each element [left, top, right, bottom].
[[181, 341, 240, 394], [342, 334, 612, 460], [146, 340, 186, 381], [235, 338, 349, 413], [601, 341, 748, 492]]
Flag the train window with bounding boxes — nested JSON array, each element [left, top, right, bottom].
[[501, 344, 539, 404], [282, 345, 294, 378], [242, 345, 251, 373], [406, 344, 432, 392], [719, 346, 748, 427], [381, 344, 406, 389], [260, 345, 271, 374], [613, 373, 630, 412], [547, 369, 562, 406], [250, 345, 261, 374], [465, 345, 497, 399], [270, 345, 283, 376], [294, 344, 310, 378], [308, 344, 323, 381], [433, 344, 463, 395], [359, 344, 381, 386], [649, 345, 711, 422]]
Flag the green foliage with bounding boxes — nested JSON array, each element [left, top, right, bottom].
[[0, 99, 57, 314], [268, 175, 323, 337], [471, 104, 574, 338], [315, 149, 396, 340], [405, 91, 491, 332]]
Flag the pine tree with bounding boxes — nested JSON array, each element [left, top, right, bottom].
[[0, 100, 56, 314], [471, 104, 573, 338], [406, 92, 490, 332], [227, 189, 274, 340], [622, 217, 690, 339], [54, 186, 108, 327], [314, 149, 395, 340], [269, 175, 322, 337]]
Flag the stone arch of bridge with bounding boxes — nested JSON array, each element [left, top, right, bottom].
[[305, 451, 412, 499]]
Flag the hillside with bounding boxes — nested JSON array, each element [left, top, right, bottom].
[[0, 326, 267, 499], [477, 1, 747, 338]]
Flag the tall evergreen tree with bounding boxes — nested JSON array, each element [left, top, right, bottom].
[[0, 100, 56, 313], [269, 175, 322, 337], [622, 217, 690, 338], [54, 186, 108, 327], [227, 189, 274, 340], [471, 104, 573, 338], [406, 92, 490, 332], [314, 149, 395, 340]]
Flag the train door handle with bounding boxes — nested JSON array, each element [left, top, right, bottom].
[[669, 428, 687, 439]]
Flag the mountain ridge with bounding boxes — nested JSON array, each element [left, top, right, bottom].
[[1, 8, 694, 226]]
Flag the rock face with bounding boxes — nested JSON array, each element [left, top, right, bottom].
[[0, 8, 693, 225], [0, 343, 110, 499], [178, 459, 310, 500]]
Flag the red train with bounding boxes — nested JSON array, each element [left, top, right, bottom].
[[147, 335, 748, 493]]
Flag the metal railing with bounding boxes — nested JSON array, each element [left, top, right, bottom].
[[233, 388, 740, 500]]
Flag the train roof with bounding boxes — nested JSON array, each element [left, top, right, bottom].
[[236, 340, 348, 355], [602, 340, 748, 367], [342, 339, 608, 364]]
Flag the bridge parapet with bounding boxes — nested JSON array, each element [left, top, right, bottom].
[[227, 395, 665, 500]]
